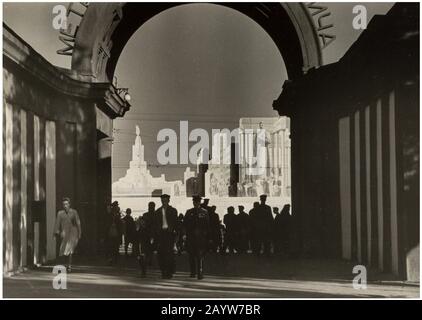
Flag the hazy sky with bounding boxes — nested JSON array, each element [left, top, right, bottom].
[[113, 4, 286, 182], [3, 2, 394, 181]]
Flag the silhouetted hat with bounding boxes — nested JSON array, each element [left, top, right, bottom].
[[112, 201, 119, 206], [192, 195, 202, 201], [260, 194, 267, 199], [160, 194, 170, 199]]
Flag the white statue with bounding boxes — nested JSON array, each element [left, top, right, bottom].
[[135, 125, 141, 146], [254, 122, 271, 178]]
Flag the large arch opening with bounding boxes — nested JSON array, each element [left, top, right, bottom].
[[66, 1, 326, 264], [70, 2, 323, 224], [111, 3, 291, 218], [67, 2, 325, 261]]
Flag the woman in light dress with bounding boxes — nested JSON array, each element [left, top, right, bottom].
[[54, 197, 82, 272]]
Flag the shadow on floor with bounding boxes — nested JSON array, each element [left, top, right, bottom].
[[3, 253, 419, 298]]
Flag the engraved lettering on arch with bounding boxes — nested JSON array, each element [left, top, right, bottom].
[[95, 8, 123, 76], [306, 2, 336, 49], [57, 38, 75, 56], [56, 3, 89, 56]]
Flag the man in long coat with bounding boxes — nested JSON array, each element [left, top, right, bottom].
[[136, 202, 156, 277], [255, 194, 274, 256], [223, 206, 237, 254], [154, 194, 178, 279], [236, 205, 251, 253], [142, 201, 156, 266], [122, 208, 136, 256], [184, 195, 210, 280]]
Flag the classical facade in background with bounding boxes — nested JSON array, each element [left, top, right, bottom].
[[114, 119, 291, 200], [238, 117, 291, 197], [203, 117, 291, 198], [204, 132, 231, 197]]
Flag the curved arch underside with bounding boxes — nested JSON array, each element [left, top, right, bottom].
[[72, 2, 322, 83]]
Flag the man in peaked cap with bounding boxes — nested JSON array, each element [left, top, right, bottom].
[[236, 205, 251, 254], [184, 195, 211, 280], [154, 193, 178, 279], [255, 194, 274, 256]]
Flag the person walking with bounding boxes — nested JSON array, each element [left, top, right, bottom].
[[53, 197, 81, 272], [184, 195, 211, 280], [278, 204, 292, 257], [154, 194, 178, 279], [136, 215, 149, 277], [236, 205, 251, 254], [105, 202, 123, 265], [255, 194, 274, 257], [223, 206, 238, 254], [122, 208, 136, 257], [142, 201, 156, 266]]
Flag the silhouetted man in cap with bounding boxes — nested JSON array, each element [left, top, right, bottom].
[[154, 194, 178, 279], [105, 201, 122, 265], [136, 215, 148, 277], [274, 204, 291, 257], [122, 208, 136, 257], [135, 201, 155, 276], [223, 206, 238, 254], [142, 201, 156, 266], [255, 195, 273, 256], [236, 205, 251, 253], [184, 195, 210, 280]]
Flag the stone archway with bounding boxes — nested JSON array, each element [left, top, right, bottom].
[[71, 3, 323, 82], [69, 2, 324, 257]]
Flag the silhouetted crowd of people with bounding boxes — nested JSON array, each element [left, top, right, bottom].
[[104, 194, 291, 280]]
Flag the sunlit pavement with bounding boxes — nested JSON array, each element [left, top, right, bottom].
[[3, 253, 419, 298]]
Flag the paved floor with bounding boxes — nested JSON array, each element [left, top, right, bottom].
[[3, 253, 419, 298]]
